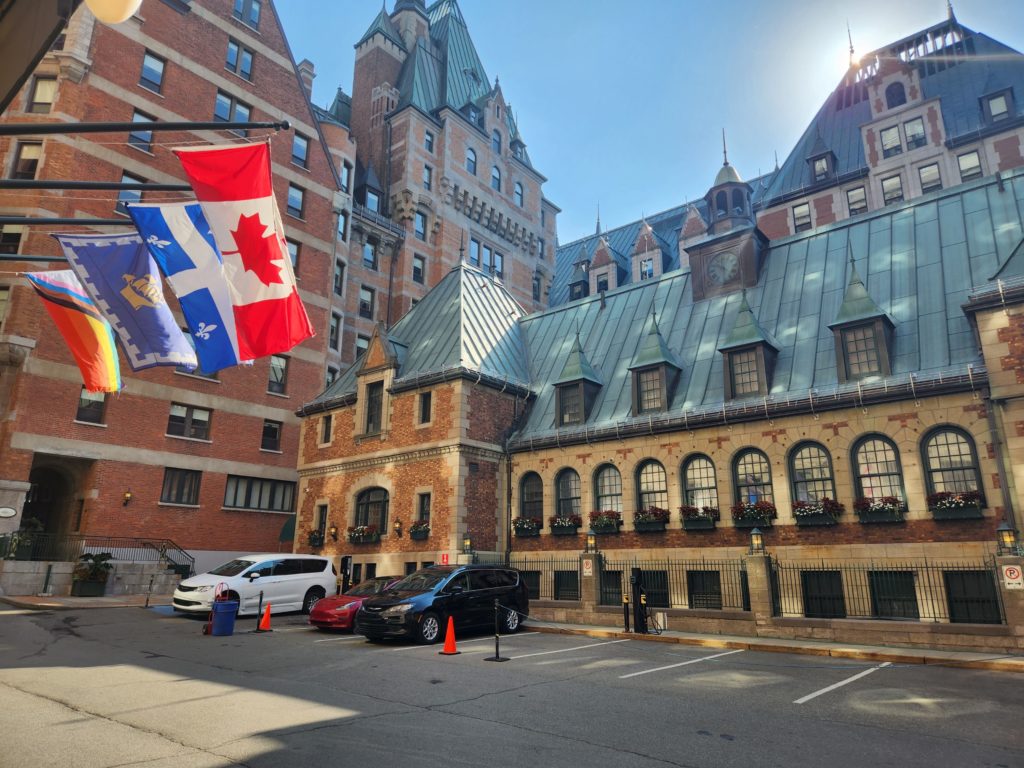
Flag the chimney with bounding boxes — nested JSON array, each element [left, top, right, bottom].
[[297, 58, 315, 99]]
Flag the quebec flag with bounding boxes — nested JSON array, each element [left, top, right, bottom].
[[128, 202, 241, 374]]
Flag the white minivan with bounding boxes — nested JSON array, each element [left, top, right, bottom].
[[173, 554, 336, 616]]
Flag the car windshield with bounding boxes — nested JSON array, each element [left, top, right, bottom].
[[345, 578, 392, 596], [207, 559, 255, 577], [388, 571, 449, 592]]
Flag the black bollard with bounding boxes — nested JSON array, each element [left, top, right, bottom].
[[623, 593, 630, 633], [485, 598, 509, 662]]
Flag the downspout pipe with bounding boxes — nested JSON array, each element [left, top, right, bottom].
[[986, 394, 1020, 533]]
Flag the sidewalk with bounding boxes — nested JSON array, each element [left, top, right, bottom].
[[2, 592, 1022, 673]]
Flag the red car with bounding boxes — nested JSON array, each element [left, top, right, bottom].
[[308, 576, 401, 631]]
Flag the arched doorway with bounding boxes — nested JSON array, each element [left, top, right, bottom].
[[22, 466, 73, 535]]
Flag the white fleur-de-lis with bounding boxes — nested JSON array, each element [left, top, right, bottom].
[[146, 235, 171, 248], [195, 322, 218, 341]]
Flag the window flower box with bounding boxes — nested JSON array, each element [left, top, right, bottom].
[[853, 497, 906, 524], [589, 510, 621, 534], [347, 525, 380, 544], [731, 500, 777, 529], [928, 491, 984, 520], [409, 527, 430, 541], [680, 505, 719, 531], [548, 515, 582, 536], [792, 498, 844, 527], [512, 517, 541, 537], [633, 507, 669, 532], [308, 531, 325, 547]]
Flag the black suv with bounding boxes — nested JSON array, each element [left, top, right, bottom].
[[356, 564, 528, 644]]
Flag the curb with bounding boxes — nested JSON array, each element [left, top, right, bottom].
[[0, 596, 173, 612], [528, 624, 1024, 673]]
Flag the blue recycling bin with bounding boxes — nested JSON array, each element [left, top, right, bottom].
[[210, 600, 239, 636]]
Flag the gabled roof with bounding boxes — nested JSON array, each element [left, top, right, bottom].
[[630, 311, 683, 370], [555, 334, 603, 386], [356, 7, 406, 51], [830, 260, 892, 327], [719, 291, 779, 351]]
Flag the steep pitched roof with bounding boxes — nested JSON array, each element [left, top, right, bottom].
[[719, 291, 779, 351], [830, 260, 892, 327], [630, 311, 683, 370], [555, 334, 603, 386], [356, 7, 406, 51]]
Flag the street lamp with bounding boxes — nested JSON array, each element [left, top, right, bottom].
[[328, 525, 338, 541], [997, 521, 1018, 555], [584, 528, 598, 554], [749, 527, 765, 555]]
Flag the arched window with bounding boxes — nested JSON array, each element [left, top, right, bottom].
[[682, 454, 718, 510], [514, 182, 524, 207], [731, 188, 745, 215], [466, 147, 477, 175], [520, 472, 543, 518], [636, 460, 668, 511], [491, 165, 501, 191], [556, 468, 581, 517], [733, 449, 774, 504], [491, 129, 501, 154], [789, 442, 836, 501], [715, 191, 728, 217], [852, 435, 904, 500], [921, 427, 981, 495], [355, 487, 389, 530], [594, 464, 622, 513], [885, 82, 906, 110]]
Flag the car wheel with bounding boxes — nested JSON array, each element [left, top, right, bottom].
[[416, 611, 441, 644], [499, 604, 521, 634], [303, 587, 325, 614]]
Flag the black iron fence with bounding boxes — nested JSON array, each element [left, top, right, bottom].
[[0, 533, 194, 578], [508, 556, 581, 601], [770, 559, 1004, 624], [599, 558, 750, 611]]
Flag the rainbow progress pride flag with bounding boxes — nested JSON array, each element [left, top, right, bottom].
[[26, 270, 122, 393]]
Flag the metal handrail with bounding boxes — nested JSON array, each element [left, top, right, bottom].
[[0, 533, 194, 577]]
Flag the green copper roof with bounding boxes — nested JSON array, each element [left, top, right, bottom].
[[356, 7, 406, 51], [719, 292, 779, 352], [830, 262, 891, 327], [630, 312, 682, 370], [992, 236, 1024, 281], [555, 334, 603, 386]]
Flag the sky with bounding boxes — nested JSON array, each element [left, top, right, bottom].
[[274, 0, 1024, 246]]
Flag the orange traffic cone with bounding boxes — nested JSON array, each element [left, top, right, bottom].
[[438, 616, 459, 655], [257, 603, 273, 632]]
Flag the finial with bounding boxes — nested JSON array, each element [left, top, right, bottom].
[[459, 231, 465, 259], [722, 128, 729, 166], [847, 239, 855, 269], [774, 150, 779, 171], [847, 20, 855, 66], [596, 203, 602, 236], [947, 0, 956, 21]]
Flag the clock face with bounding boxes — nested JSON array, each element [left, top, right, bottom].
[[707, 251, 739, 286]]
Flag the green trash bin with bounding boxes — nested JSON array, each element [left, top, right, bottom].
[[210, 600, 239, 636]]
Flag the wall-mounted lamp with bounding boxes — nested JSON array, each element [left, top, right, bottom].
[[328, 525, 338, 541], [749, 527, 765, 555], [462, 535, 473, 554], [584, 528, 598, 554], [997, 520, 1019, 555], [122, 490, 133, 507], [393, 519, 403, 537]]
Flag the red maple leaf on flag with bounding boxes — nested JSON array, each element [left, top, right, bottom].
[[227, 212, 284, 286]]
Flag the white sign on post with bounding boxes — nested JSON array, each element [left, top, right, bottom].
[[582, 559, 593, 577], [1003, 564, 1024, 590]]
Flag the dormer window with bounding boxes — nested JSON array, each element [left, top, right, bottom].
[[640, 258, 654, 280], [984, 90, 1012, 124], [569, 282, 588, 301], [841, 325, 881, 378], [596, 273, 609, 293], [812, 156, 829, 182], [635, 367, 665, 414], [729, 349, 759, 396], [557, 383, 583, 426], [885, 82, 906, 110], [365, 189, 380, 213], [364, 381, 383, 435]]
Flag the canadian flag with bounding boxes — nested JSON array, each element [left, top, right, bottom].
[[173, 141, 314, 360]]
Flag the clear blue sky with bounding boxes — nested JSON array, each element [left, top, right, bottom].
[[275, 0, 1024, 245]]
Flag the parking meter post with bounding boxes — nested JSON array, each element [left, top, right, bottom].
[[630, 567, 648, 635], [622, 593, 630, 633], [144, 575, 154, 609], [257, 590, 263, 621], [485, 598, 509, 662]]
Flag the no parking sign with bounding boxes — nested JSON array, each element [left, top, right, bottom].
[[1003, 564, 1024, 590]]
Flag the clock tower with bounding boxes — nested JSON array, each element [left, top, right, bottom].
[[686, 134, 766, 301]]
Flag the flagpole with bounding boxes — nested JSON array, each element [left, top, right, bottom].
[[0, 119, 290, 137]]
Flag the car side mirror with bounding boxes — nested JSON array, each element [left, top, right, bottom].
[[248, 572, 261, 581]]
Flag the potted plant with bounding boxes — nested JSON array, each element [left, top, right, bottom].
[[512, 517, 542, 537], [589, 510, 621, 534], [633, 506, 670, 532], [71, 552, 113, 597], [409, 520, 431, 540], [854, 496, 906, 523], [792, 497, 845, 527], [13, 516, 44, 560], [308, 530, 325, 547], [731, 500, 777, 529], [347, 525, 380, 544], [548, 514, 582, 535], [680, 505, 720, 531], [928, 491, 984, 520]]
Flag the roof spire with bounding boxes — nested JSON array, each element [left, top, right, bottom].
[[947, 0, 956, 21], [596, 203, 602, 236], [774, 150, 779, 171], [722, 128, 729, 166], [847, 20, 855, 67]]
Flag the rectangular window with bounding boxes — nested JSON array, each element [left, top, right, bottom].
[[338, 210, 348, 241], [730, 349, 760, 397], [226, 38, 254, 81], [918, 163, 942, 193], [333, 259, 345, 296], [320, 414, 332, 444], [116, 172, 144, 214], [792, 202, 812, 232], [640, 258, 654, 280], [493, 251, 504, 279], [801, 570, 847, 619], [214, 90, 252, 135], [326, 366, 338, 386], [261, 419, 281, 451], [846, 186, 867, 216], [904, 117, 926, 149], [365, 381, 383, 434], [0, 227, 21, 255], [881, 175, 903, 205], [880, 125, 902, 158], [140, 51, 165, 93], [538, 237, 545, 261], [532, 273, 542, 301], [291, 133, 309, 168], [267, 355, 288, 394], [75, 388, 106, 424], [843, 325, 881, 377], [0, 286, 10, 328], [988, 93, 1009, 123], [412, 254, 425, 284], [812, 156, 829, 182], [422, 165, 432, 190], [286, 184, 304, 218], [167, 403, 211, 440], [329, 313, 341, 350], [232, 0, 261, 28], [175, 328, 217, 379], [356, 334, 369, 357], [161, 468, 201, 506], [596, 273, 609, 293], [224, 475, 297, 514], [359, 286, 375, 319], [637, 368, 663, 413], [469, 238, 480, 267], [11, 142, 41, 180], [958, 150, 982, 182], [286, 239, 300, 268], [340, 162, 352, 193], [28, 77, 56, 113], [365, 189, 380, 213], [868, 571, 920, 620], [415, 211, 427, 241], [128, 111, 154, 152], [418, 391, 431, 424], [418, 492, 431, 523], [558, 384, 581, 426], [425, 131, 434, 152], [362, 241, 377, 270]]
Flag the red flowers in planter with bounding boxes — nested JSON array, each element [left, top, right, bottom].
[[548, 514, 582, 528], [730, 500, 777, 521], [791, 498, 845, 517], [634, 506, 670, 523], [679, 505, 720, 521], [926, 491, 982, 510]]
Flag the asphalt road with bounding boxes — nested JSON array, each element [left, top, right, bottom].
[[0, 605, 1021, 768]]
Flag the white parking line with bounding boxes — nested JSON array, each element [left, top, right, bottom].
[[388, 632, 540, 651], [313, 635, 366, 644], [510, 639, 630, 660], [618, 648, 745, 678], [793, 662, 892, 704]]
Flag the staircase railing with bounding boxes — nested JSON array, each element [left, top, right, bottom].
[[0, 533, 194, 577]]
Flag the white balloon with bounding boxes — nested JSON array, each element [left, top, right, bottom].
[[84, 0, 143, 24]]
